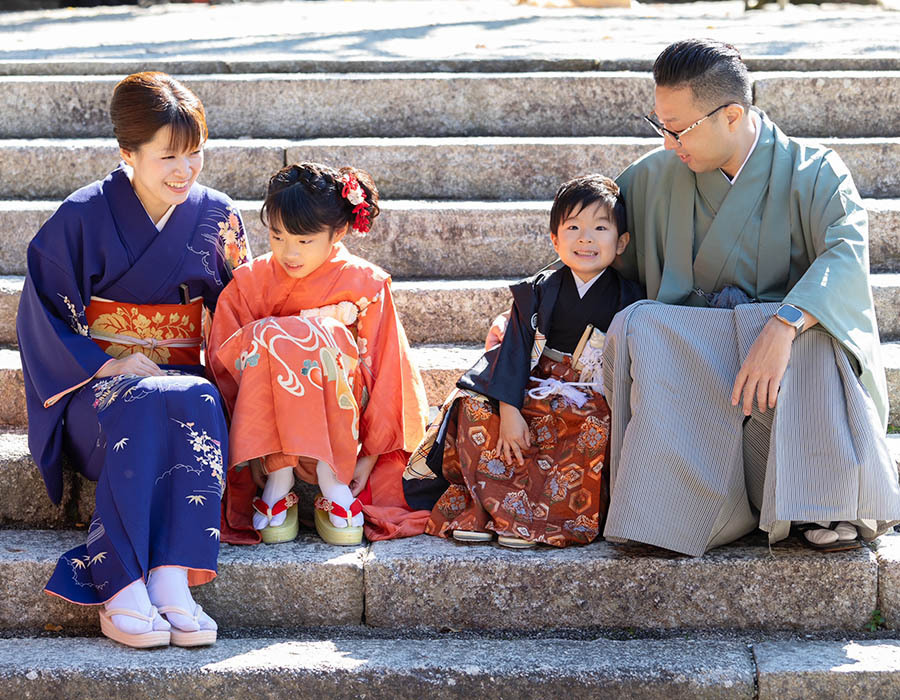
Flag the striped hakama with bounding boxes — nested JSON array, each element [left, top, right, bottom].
[[602, 300, 900, 556]]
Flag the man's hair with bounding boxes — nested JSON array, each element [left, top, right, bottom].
[[652, 39, 752, 109], [550, 174, 626, 238]]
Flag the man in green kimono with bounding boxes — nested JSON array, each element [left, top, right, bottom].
[[602, 38, 900, 556]]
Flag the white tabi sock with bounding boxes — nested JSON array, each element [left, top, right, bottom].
[[147, 566, 216, 633], [316, 460, 364, 528], [252, 465, 295, 531], [105, 579, 169, 635]]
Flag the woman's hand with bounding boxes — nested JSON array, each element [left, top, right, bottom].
[[95, 353, 165, 378], [496, 401, 531, 466], [350, 453, 379, 497]]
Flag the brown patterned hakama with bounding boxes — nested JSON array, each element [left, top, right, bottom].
[[426, 354, 610, 547]]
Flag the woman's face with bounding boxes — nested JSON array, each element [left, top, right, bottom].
[[120, 124, 204, 223]]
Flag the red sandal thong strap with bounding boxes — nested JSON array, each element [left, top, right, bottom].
[[252, 492, 299, 521], [314, 496, 363, 519]]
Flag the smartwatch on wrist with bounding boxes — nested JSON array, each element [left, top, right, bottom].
[[774, 303, 805, 334]]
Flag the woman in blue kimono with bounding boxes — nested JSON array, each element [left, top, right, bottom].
[[16, 72, 249, 648]]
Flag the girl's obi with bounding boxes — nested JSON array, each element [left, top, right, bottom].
[[85, 296, 203, 366]]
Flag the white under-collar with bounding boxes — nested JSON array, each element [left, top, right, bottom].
[[124, 163, 176, 231], [721, 110, 761, 185], [572, 268, 606, 298]]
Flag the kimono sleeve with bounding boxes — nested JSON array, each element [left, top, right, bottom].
[[206, 279, 248, 418], [355, 279, 428, 457], [17, 245, 113, 409], [212, 203, 252, 301], [782, 151, 888, 426]]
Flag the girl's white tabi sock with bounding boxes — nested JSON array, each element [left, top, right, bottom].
[[252, 465, 295, 531], [316, 460, 364, 528], [147, 566, 217, 633], [105, 579, 170, 635]]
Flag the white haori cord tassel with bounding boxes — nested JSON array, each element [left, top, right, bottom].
[[527, 377, 601, 408]]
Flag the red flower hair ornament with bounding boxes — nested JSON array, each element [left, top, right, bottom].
[[340, 172, 372, 237]]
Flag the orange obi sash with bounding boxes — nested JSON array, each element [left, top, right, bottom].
[[85, 296, 203, 366]]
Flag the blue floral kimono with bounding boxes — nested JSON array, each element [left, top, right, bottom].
[[17, 166, 250, 605]]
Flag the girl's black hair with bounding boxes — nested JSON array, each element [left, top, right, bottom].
[[549, 174, 626, 236], [260, 161, 380, 237]]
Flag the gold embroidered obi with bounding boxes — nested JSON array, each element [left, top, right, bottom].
[[85, 296, 203, 366]]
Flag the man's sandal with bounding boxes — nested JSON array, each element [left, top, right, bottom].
[[157, 604, 217, 647], [452, 530, 494, 543], [314, 495, 363, 546], [253, 492, 299, 544], [497, 535, 537, 550], [797, 522, 862, 552], [99, 606, 170, 648]]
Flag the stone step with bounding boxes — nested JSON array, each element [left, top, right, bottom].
[[6, 635, 900, 700], [4, 137, 900, 201], [3, 527, 900, 635], [1, 414, 898, 532], [1, 198, 898, 278], [0, 72, 898, 139], [3, 273, 898, 347], [4, 56, 900, 76], [0, 636, 759, 700]]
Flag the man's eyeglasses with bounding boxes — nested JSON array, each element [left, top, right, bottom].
[[643, 104, 731, 145]]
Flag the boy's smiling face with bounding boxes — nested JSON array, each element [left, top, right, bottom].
[[551, 200, 629, 283]]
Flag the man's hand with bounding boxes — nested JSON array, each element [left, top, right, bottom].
[[496, 401, 531, 466], [350, 454, 379, 497], [95, 353, 165, 378]]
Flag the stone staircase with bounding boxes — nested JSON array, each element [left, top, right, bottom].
[[0, 60, 900, 697]]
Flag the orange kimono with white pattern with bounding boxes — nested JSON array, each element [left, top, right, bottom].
[[208, 244, 430, 543]]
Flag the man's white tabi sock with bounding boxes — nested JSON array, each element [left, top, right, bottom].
[[105, 579, 169, 635], [316, 460, 364, 528], [252, 465, 295, 531], [147, 566, 216, 633]]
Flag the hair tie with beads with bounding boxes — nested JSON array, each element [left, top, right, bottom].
[[340, 172, 372, 237]]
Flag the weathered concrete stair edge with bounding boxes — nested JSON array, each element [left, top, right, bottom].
[[0, 636, 757, 700], [1, 526, 899, 634], [1, 198, 898, 278], [0, 72, 899, 138], [2, 274, 898, 345], [3, 137, 900, 200], [3, 55, 900, 75], [5, 635, 900, 700]]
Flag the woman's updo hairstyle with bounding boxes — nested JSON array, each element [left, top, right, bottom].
[[110, 71, 208, 154], [260, 162, 380, 238]]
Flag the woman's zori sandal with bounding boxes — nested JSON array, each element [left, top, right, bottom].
[[253, 492, 300, 544], [157, 604, 218, 647], [452, 530, 494, 543], [797, 521, 862, 551], [314, 495, 364, 546], [99, 605, 171, 649]]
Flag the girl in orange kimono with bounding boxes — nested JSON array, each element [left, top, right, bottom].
[[208, 162, 430, 546]]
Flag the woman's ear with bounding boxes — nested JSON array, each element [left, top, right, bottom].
[[616, 231, 631, 255], [119, 146, 135, 167]]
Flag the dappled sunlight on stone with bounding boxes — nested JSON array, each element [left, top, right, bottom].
[[202, 641, 370, 672]]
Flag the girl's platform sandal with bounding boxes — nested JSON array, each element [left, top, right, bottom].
[[158, 604, 217, 647], [314, 495, 364, 546], [497, 535, 537, 550], [99, 606, 171, 648], [452, 530, 494, 543], [253, 492, 300, 544]]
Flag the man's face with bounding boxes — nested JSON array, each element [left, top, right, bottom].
[[653, 85, 735, 173]]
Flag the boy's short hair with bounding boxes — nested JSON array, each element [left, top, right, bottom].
[[550, 174, 626, 237]]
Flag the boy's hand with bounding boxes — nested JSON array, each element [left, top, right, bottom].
[[350, 454, 379, 497], [496, 402, 531, 466]]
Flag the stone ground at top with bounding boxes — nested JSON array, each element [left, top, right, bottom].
[[2, 1, 900, 698]]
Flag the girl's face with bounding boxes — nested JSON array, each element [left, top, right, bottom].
[[120, 124, 204, 224], [268, 216, 347, 279], [551, 200, 629, 283]]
